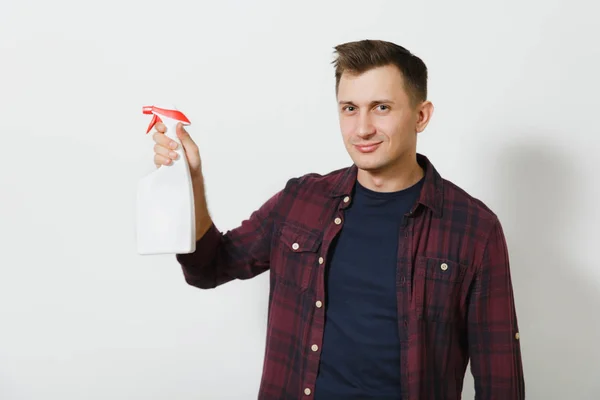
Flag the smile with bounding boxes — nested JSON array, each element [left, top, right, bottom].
[[354, 142, 382, 153]]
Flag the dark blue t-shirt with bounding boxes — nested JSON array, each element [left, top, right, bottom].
[[314, 177, 424, 399]]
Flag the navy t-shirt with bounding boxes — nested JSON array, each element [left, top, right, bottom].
[[314, 177, 424, 399]]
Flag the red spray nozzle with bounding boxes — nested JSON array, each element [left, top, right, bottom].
[[142, 105, 191, 134]]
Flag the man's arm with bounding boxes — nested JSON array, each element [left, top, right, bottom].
[[175, 178, 283, 289], [468, 218, 525, 399]]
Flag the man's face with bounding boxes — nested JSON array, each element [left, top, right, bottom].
[[337, 64, 428, 173]]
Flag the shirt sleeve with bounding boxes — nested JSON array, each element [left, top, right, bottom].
[[468, 218, 525, 399], [175, 188, 283, 289]]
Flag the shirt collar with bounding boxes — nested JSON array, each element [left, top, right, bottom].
[[329, 153, 444, 217]]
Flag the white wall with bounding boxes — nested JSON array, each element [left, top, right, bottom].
[[1, 0, 599, 398]]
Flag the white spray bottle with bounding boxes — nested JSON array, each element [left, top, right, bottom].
[[136, 105, 196, 255]]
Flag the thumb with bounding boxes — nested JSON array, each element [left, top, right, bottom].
[[176, 122, 195, 150], [175, 122, 201, 171]]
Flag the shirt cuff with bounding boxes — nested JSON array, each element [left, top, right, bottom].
[[175, 222, 221, 267]]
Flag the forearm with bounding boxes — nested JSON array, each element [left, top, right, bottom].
[[191, 174, 213, 241], [179, 173, 228, 288], [176, 182, 285, 289]]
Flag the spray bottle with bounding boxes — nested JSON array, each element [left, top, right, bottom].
[[136, 105, 196, 255]]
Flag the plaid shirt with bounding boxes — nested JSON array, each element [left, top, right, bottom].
[[176, 154, 525, 399]]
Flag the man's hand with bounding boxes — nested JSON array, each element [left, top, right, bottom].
[[151, 121, 212, 241], [152, 122, 202, 178]]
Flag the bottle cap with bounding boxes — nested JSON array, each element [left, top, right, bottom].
[[143, 105, 191, 133]]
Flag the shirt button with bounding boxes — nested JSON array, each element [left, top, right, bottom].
[[343, 196, 350, 203], [304, 388, 312, 395], [334, 217, 342, 225], [311, 344, 319, 352], [318, 257, 324, 264], [440, 263, 448, 271], [515, 332, 520, 340], [315, 300, 323, 308], [292, 243, 299, 250]]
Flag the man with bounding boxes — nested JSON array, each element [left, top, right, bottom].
[[152, 39, 525, 399]]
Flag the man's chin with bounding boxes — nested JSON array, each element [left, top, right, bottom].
[[352, 158, 386, 172], [347, 148, 389, 171]]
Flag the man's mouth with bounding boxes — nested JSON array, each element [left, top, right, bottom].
[[354, 142, 382, 153]]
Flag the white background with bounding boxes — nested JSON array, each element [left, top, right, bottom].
[[1, 0, 599, 398]]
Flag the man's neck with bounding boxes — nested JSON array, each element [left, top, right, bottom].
[[356, 155, 424, 193]]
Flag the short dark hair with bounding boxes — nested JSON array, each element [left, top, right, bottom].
[[332, 39, 428, 106]]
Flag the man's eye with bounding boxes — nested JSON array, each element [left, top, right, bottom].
[[377, 105, 389, 111], [344, 106, 355, 112]]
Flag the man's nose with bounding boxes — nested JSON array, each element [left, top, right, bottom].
[[357, 113, 376, 138]]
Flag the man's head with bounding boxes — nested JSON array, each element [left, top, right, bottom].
[[333, 40, 433, 176]]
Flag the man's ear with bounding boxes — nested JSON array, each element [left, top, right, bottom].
[[416, 101, 434, 133]]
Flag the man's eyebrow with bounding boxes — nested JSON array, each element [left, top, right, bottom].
[[337, 99, 396, 105]]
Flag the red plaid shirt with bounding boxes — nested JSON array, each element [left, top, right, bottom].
[[176, 154, 525, 399]]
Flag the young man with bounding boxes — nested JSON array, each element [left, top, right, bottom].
[[152, 39, 525, 399]]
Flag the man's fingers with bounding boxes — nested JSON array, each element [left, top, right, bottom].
[[155, 122, 166, 133], [152, 130, 178, 150], [151, 122, 200, 172], [154, 154, 172, 167], [154, 143, 178, 160]]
